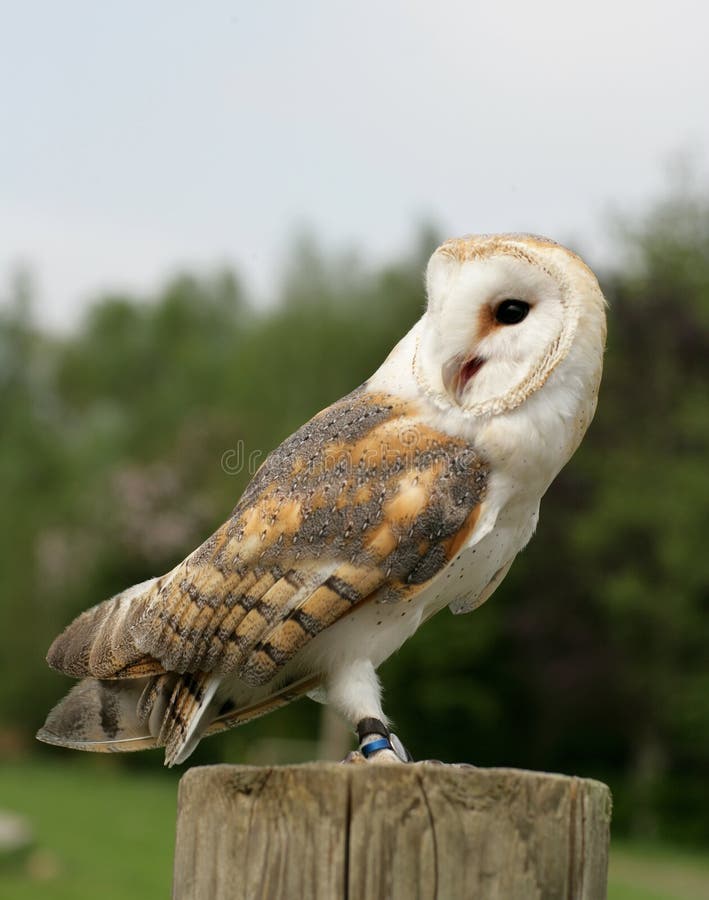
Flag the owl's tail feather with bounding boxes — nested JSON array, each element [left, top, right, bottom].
[[203, 673, 323, 738], [36, 670, 225, 766], [37, 671, 324, 764], [36, 676, 167, 754], [160, 673, 222, 767]]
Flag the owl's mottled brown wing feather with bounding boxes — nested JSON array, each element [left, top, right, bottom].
[[47, 388, 488, 690], [131, 388, 488, 686]]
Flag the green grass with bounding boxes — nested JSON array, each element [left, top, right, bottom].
[[608, 839, 709, 900], [1, 759, 708, 899], [0, 759, 178, 900]]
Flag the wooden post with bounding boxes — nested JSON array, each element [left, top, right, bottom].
[[173, 763, 611, 900]]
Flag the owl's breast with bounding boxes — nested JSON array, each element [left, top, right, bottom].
[[419, 495, 540, 617]]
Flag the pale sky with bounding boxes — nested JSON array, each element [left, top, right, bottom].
[[2, 1, 708, 329]]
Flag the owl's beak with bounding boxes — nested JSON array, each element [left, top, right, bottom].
[[442, 354, 486, 404]]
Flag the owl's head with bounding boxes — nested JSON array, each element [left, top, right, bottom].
[[415, 234, 607, 422]]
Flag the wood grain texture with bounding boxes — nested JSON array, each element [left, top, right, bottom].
[[173, 763, 612, 900]]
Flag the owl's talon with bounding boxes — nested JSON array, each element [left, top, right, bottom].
[[389, 732, 414, 762], [341, 750, 367, 765]]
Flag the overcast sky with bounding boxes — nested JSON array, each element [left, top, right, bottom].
[[2, 1, 707, 328]]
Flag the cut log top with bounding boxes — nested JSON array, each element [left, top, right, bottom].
[[173, 763, 612, 900]]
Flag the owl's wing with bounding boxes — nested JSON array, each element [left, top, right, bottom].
[[46, 387, 489, 689], [133, 388, 489, 687]]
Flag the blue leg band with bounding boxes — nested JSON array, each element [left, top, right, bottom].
[[360, 737, 392, 758]]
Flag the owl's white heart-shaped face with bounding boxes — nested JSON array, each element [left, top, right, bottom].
[[415, 234, 606, 419]]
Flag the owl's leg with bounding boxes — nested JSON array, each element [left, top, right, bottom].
[[356, 717, 413, 763], [326, 658, 412, 763]]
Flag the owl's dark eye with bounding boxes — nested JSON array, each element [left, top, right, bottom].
[[495, 299, 530, 325]]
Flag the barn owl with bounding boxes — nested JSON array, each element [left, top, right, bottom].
[[38, 234, 606, 766]]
